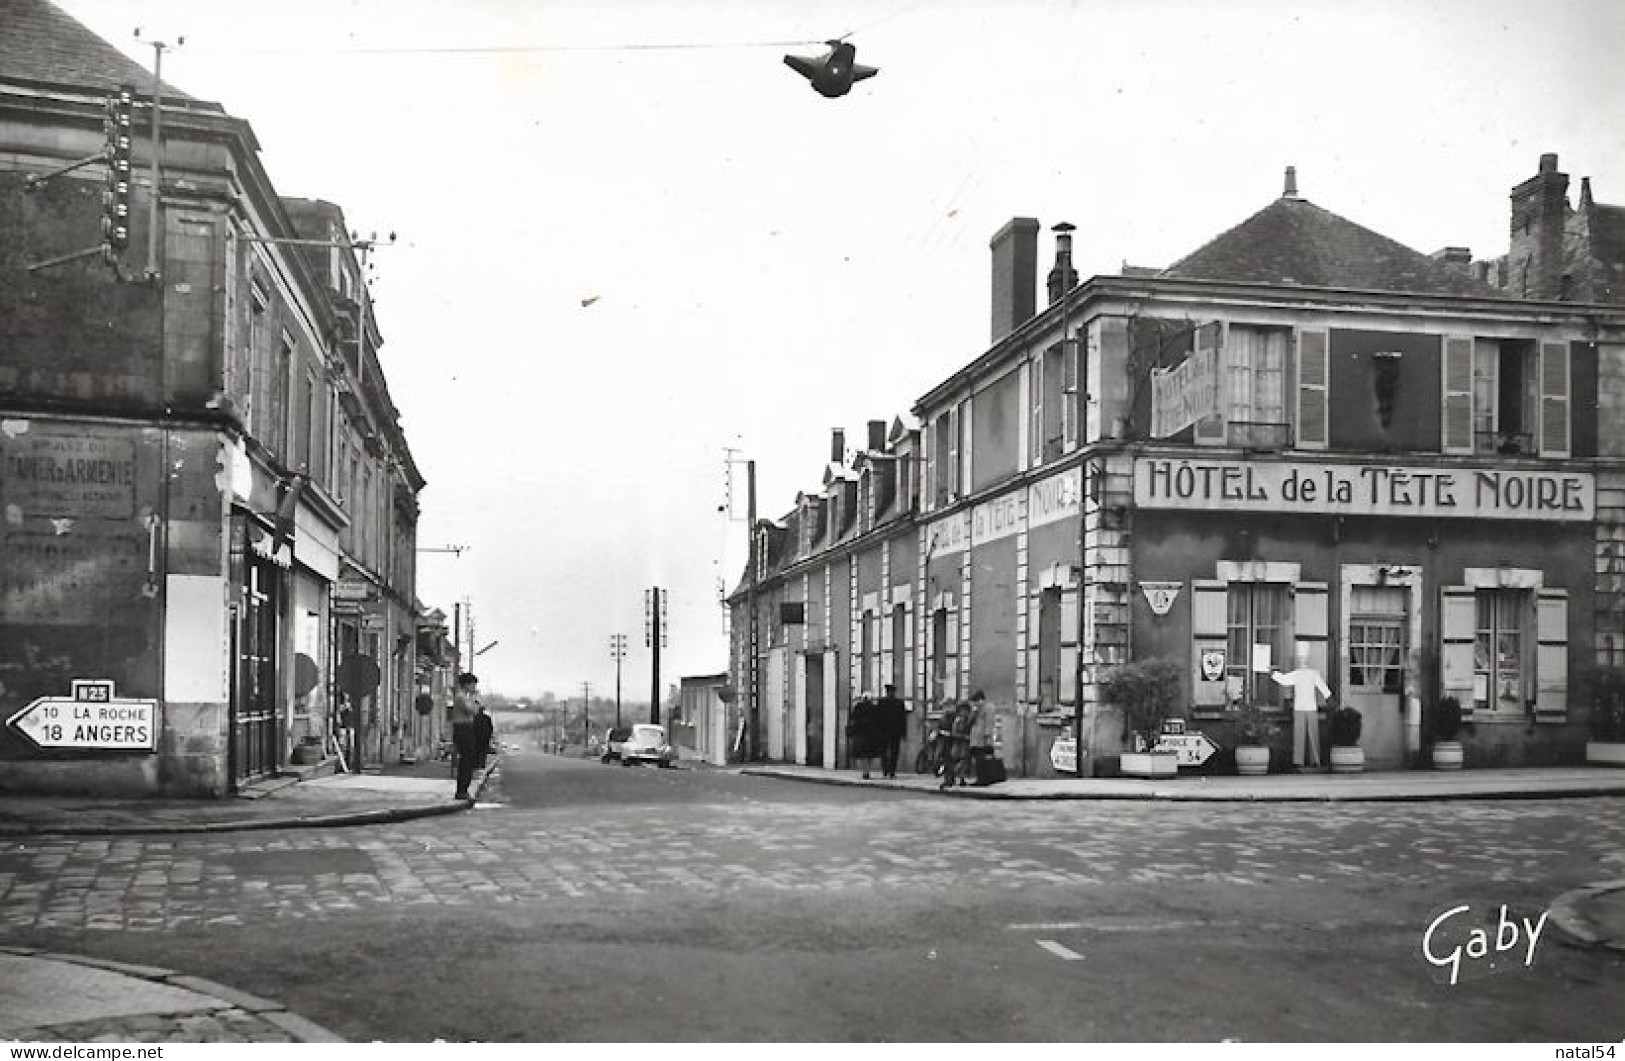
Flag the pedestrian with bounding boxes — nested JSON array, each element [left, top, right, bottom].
[[846, 691, 881, 779], [966, 690, 995, 781], [939, 698, 974, 789], [473, 698, 495, 771], [1270, 643, 1331, 771], [875, 683, 907, 778], [450, 672, 482, 799]]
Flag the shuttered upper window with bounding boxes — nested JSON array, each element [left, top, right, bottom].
[[1295, 328, 1328, 449]]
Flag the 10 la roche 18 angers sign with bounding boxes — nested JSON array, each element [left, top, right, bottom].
[[1134, 457, 1594, 521]]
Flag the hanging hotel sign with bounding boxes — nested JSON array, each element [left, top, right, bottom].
[[1135, 457, 1594, 522], [1140, 581, 1181, 616], [1150, 348, 1221, 438], [6, 680, 157, 752]]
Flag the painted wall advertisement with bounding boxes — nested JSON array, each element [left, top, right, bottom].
[[1135, 457, 1594, 522], [928, 467, 1081, 556]]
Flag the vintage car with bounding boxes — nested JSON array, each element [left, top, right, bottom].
[[621, 723, 675, 768]]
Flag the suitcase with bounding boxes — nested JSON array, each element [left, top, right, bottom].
[[973, 754, 1007, 786]]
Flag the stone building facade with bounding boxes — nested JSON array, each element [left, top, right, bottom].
[[0, 0, 433, 795], [730, 157, 1625, 777]]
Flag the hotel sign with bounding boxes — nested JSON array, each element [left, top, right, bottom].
[[1150, 348, 1220, 439], [927, 468, 1081, 556], [1135, 457, 1594, 522]]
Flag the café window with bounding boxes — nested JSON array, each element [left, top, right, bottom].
[[1226, 583, 1288, 706], [1474, 589, 1529, 713]]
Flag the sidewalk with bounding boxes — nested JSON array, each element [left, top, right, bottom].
[[0, 755, 498, 837]]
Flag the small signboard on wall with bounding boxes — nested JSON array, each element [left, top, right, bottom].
[[6, 680, 157, 752], [1140, 581, 1181, 616]]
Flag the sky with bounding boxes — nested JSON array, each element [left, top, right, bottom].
[[56, 0, 1625, 699]]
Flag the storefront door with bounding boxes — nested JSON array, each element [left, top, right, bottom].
[[804, 653, 824, 766], [1346, 586, 1407, 770]]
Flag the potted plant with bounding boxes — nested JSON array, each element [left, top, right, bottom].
[[1585, 666, 1625, 766], [1432, 695, 1465, 770], [1328, 704, 1364, 774], [1101, 657, 1182, 779], [1231, 702, 1278, 776]]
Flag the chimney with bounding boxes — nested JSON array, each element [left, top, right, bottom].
[[1046, 222, 1078, 304], [990, 217, 1039, 344], [1430, 246, 1473, 275], [1283, 165, 1299, 198], [830, 428, 845, 464], [866, 419, 886, 452], [1509, 152, 1570, 299]]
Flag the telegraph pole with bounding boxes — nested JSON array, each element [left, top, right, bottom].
[[609, 634, 627, 728], [646, 587, 666, 724], [580, 681, 592, 747], [746, 460, 758, 760]]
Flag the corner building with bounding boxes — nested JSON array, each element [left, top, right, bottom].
[[733, 157, 1625, 775]]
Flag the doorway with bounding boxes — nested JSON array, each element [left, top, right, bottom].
[[804, 652, 824, 766], [1345, 585, 1408, 770]]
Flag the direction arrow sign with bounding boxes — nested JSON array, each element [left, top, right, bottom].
[[6, 680, 157, 751], [1152, 730, 1218, 767]]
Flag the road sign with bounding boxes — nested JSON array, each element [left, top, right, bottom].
[[6, 679, 157, 751], [1152, 730, 1218, 767]]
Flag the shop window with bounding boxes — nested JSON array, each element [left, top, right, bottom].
[[1474, 589, 1529, 713], [1226, 583, 1288, 706]]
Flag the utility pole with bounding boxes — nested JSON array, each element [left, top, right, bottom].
[[646, 587, 666, 725], [609, 634, 627, 728], [580, 681, 592, 747], [746, 460, 758, 760], [133, 29, 180, 281]]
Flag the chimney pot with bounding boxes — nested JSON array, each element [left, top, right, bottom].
[[866, 419, 886, 452], [831, 428, 845, 464], [1283, 166, 1299, 198], [1046, 221, 1079, 305], [1539, 152, 1559, 174]]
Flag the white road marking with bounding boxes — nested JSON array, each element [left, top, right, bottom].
[[1035, 939, 1085, 961]]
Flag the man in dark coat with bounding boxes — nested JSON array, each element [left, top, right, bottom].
[[846, 692, 881, 779], [875, 683, 908, 779]]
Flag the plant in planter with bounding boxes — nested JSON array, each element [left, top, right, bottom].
[[1328, 704, 1364, 774], [1432, 695, 1465, 770], [1583, 666, 1625, 767], [1231, 701, 1279, 776], [1100, 657, 1183, 778]]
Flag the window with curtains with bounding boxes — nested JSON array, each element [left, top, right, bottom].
[[1475, 589, 1529, 713], [1225, 325, 1289, 448], [1348, 587, 1407, 694], [1226, 583, 1288, 705]]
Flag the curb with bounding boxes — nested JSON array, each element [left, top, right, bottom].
[[738, 768, 1625, 803], [0, 764, 499, 839], [0, 946, 346, 1043], [1548, 879, 1625, 954]]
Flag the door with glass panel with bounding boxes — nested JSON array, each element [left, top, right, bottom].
[[1346, 586, 1407, 769]]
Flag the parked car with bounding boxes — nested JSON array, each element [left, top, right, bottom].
[[600, 726, 632, 763], [621, 723, 675, 768]]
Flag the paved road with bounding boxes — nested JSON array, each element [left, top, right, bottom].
[[1, 751, 1621, 1041]]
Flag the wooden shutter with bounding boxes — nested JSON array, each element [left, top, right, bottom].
[[1294, 582, 1330, 680], [879, 606, 893, 696], [1295, 329, 1329, 449], [1442, 336, 1474, 454], [1191, 579, 1227, 707], [1025, 594, 1042, 700], [1063, 338, 1079, 448], [1194, 323, 1227, 446], [1440, 586, 1477, 719], [1029, 357, 1043, 466], [902, 602, 915, 698], [1060, 589, 1079, 705], [944, 609, 960, 700], [1539, 341, 1571, 457], [1535, 589, 1569, 721]]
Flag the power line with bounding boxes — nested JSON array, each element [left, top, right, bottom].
[[184, 36, 828, 58]]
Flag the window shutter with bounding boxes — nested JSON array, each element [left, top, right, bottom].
[[1029, 357, 1043, 466], [1539, 341, 1571, 457], [944, 610, 960, 700], [1060, 589, 1079, 704], [1025, 595, 1042, 700], [1295, 329, 1329, 449], [1294, 582, 1330, 680], [879, 607, 893, 694], [1191, 579, 1227, 706], [1442, 336, 1474, 454], [1535, 589, 1569, 721], [1440, 586, 1477, 719], [1194, 324, 1227, 446], [902, 603, 915, 698], [947, 407, 959, 499], [1063, 338, 1079, 447]]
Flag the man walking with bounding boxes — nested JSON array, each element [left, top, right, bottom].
[[875, 683, 908, 778], [450, 672, 483, 799]]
